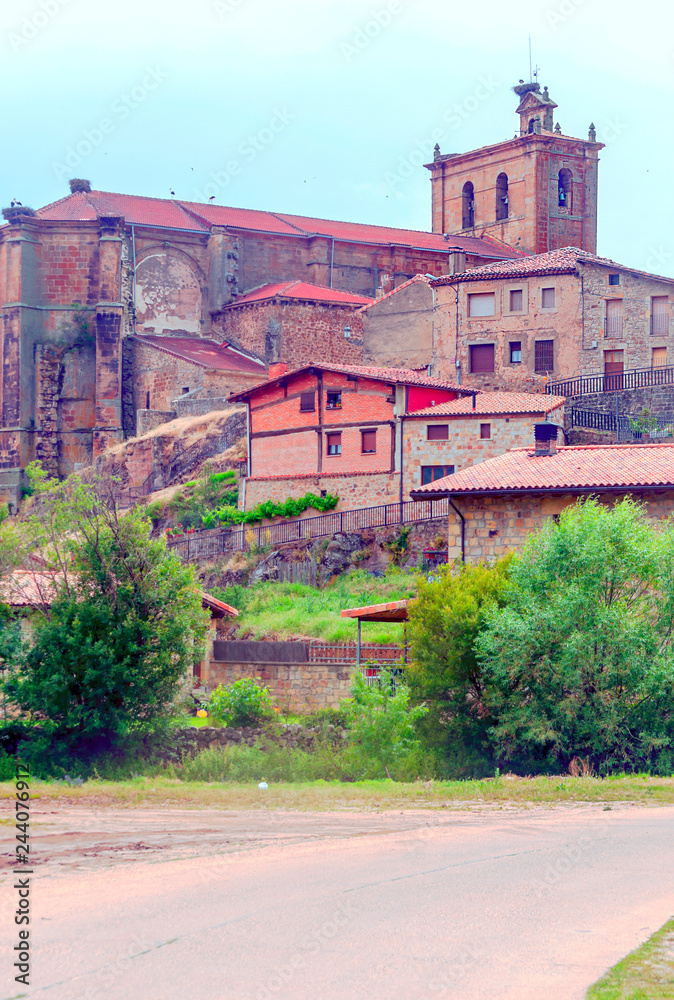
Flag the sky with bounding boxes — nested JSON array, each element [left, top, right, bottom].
[[1, 0, 672, 272]]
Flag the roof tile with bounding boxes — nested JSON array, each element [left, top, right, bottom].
[[409, 392, 566, 418], [228, 281, 373, 308], [133, 336, 265, 374]]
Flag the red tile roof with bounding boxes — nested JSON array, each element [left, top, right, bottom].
[[229, 362, 467, 401], [34, 190, 524, 259], [359, 274, 432, 312], [228, 281, 373, 308], [133, 336, 265, 374], [341, 600, 410, 622], [412, 443, 674, 497], [408, 392, 566, 418], [431, 247, 674, 286]]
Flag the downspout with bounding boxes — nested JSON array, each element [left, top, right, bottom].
[[448, 497, 465, 562], [453, 283, 461, 384], [399, 414, 405, 507], [246, 402, 251, 477], [329, 238, 335, 288]]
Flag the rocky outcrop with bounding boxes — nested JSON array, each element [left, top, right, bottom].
[[157, 722, 347, 761]]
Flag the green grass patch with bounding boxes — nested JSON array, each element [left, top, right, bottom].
[[213, 567, 417, 643], [586, 917, 674, 999], [5, 774, 674, 812]]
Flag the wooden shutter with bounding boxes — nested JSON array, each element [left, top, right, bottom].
[[427, 424, 449, 441], [361, 430, 377, 453], [470, 344, 494, 373], [534, 340, 554, 372], [300, 391, 315, 411], [652, 297, 669, 336], [652, 347, 667, 368], [468, 293, 495, 317]]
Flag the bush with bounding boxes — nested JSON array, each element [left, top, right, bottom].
[[208, 678, 275, 727], [343, 668, 428, 777], [208, 491, 339, 527]]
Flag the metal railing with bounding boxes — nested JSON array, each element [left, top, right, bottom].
[[547, 365, 674, 398], [604, 316, 623, 338], [569, 407, 674, 442], [308, 644, 403, 665], [167, 496, 451, 560], [651, 316, 669, 336], [568, 408, 617, 431]]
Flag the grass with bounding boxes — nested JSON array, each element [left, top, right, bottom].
[[586, 918, 674, 999], [214, 567, 417, 643], [5, 774, 674, 812]]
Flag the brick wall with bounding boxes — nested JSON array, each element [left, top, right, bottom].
[[221, 300, 365, 368], [403, 409, 563, 494], [244, 470, 400, 512], [449, 489, 674, 563]]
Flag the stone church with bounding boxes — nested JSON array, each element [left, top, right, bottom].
[[0, 79, 604, 500]]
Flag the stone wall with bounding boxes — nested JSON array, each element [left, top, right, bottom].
[[567, 384, 674, 421], [244, 470, 400, 512], [363, 277, 434, 370], [448, 489, 674, 563], [203, 660, 353, 711]]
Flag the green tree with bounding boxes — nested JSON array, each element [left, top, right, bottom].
[[405, 559, 512, 775], [2, 468, 209, 745], [478, 498, 674, 773]]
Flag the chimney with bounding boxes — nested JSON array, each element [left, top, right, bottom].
[[268, 362, 289, 380], [471, 392, 477, 410], [534, 421, 559, 457]]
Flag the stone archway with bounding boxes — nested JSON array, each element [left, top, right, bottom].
[[135, 249, 204, 336]]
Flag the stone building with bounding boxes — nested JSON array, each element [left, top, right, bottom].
[[364, 248, 674, 391], [402, 391, 565, 493], [426, 81, 603, 255], [412, 434, 674, 563], [0, 185, 521, 501]]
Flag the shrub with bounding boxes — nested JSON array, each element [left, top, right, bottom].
[[344, 668, 428, 777], [208, 491, 339, 527], [208, 678, 274, 727]]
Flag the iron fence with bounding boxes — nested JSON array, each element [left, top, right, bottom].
[[168, 496, 451, 560], [569, 407, 674, 442], [548, 364, 674, 398]]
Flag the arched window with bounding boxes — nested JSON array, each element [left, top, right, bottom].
[[528, 118, 536, 134], [558, 168, 573, 211], [495, 172, 508, 221], [462, 181, 475, 229]]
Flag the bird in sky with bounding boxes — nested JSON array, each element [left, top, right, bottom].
[[209, 195, 216, 202], [170, 189, 175, 196], [10, 199, 22, 207]]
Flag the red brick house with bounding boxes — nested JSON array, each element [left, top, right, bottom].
[[230, 363, 472, 510], [412, 433, 674, 563]]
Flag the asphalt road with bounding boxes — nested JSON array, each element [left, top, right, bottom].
[[3, 804, 674, 1000]]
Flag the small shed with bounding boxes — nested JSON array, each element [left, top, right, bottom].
[[340, 599, 409, 667]]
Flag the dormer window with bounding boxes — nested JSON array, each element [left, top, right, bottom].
[[326, 391, 342, 409]]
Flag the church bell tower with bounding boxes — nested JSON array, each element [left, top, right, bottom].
[[426, 81, 604, 255]]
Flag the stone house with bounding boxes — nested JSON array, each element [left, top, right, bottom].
[[411, 431, 674, 563], [229, 363, 472, 511], [220, 280, 372, 370], [125, 335, 266, 435], [402, 391, 565, 492]]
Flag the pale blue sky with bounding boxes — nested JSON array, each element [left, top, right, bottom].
[[1, 0, 672, 272]]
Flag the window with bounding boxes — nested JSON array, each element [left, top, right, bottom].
[[182, 386, 190, 395], [652, 347, 667, 369], [462, 181, 475, 229], [608, 273, 620, 286], [495, 172, 509, 221], [361, 429, 377, 453], [326, 432, 341, 456], [534, 340, 554, 373], [326, 390, 342, 410], [421, 465, 455, 485], [558, 168, 573, 211], [480, 423, 491, 439], [651, 296, 669, 336], [604, 349, 624, 390], [509, 341, 522, 364], [468, 293, 495, 317], [300, 391, 315, 412], [541, 287, 556, 308], [509, 289, 523, 312], [145, 391, 150, 409], [470, 344, 495, 373], [427, 424, 449, 441], [605, 299, 623, 337]]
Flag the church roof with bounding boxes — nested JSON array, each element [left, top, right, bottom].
[[132, 336, 266, 373], [34, 189, 525, 259]]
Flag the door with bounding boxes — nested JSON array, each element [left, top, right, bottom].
[[604, 349, 624, 391]]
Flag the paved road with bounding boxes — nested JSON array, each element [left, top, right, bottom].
[[3, 805, 674, 1000]]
